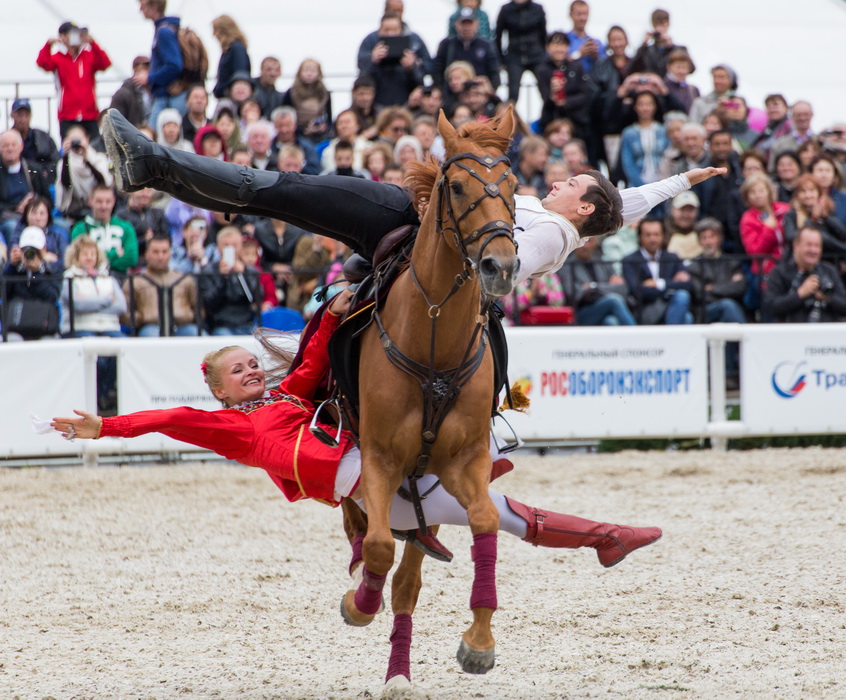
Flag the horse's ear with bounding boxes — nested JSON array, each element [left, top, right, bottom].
[[438, 109, 457, 142], [492, 104, 515, 138]]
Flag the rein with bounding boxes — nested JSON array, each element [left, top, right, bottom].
[[372, 151, 517, 533]]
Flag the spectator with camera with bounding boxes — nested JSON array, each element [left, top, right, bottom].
[[565, 0, 604, 73], [123, 235, 198, 336], [10, 99, 59, 188], [764, 226, 846, 323], [55, 125, 112, 224], [630, 9, 683, 77], [1, 226, 62, 341], [70, 185, 138, 280], [358, 0, 432, 78], [782, 174, 846, 259], [36, 22, 111, 140], [363, 12, 425, 109], [536, 31, 591, 137], [689, 65, 738, 126], [171, 216, 218, 274], [8, 196, 68, 274], [199, 226, 262, 335]]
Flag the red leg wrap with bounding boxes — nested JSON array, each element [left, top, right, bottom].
[[469, 532, 498, 610], [386, 613, 413, 682], [349, 534, 364, 576], [354, 567, 387, 615]]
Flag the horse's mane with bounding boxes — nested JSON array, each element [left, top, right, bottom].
[[455, 120, 511, 154], [403, 119, 511, 213]]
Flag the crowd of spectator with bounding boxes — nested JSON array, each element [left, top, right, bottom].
[[3, 0, 846, 363]]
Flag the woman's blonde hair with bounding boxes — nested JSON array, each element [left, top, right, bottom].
[[445, 61, 476, 86], [202, 334, 298, 406], [740, 172, 776, 208], [212, 15, 248, 52], [65, 235, 104, 269]]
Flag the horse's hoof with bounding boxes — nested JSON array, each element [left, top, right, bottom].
[[340, 590, 377, 627], [456, 639, 495, 674], [381, 674, 412, 699]]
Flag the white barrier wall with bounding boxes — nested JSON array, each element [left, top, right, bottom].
[[1, 324, 843, 460]]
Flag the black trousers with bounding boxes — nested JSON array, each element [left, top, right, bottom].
[[255, 173, 419, 259]]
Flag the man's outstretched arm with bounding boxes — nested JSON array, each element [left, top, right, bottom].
[[620, 168, 727, 225]]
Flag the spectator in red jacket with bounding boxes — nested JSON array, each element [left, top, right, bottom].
[[36, 22, 112, 140], [739, 172, 789, 276]]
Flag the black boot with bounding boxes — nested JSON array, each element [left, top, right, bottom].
[[102, 108, 280, 214]]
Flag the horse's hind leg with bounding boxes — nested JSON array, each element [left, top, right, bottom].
[[439, 459, 500, 674], [341, 453, 401, 627]]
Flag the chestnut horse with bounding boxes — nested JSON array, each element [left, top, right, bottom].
[[341, 108, 520, 683]]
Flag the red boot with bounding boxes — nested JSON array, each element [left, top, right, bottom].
[[505, 497, 662, 568]]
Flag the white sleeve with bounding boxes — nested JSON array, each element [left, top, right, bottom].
[[514, 219, 569, 286], [620, 174, 692, 225]]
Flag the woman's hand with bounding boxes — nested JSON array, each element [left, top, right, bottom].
[[51, 409, 103, 440], [328, 287, 354, 315]]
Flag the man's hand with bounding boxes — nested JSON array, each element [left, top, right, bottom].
[[9, 245, 22, 265], [400, 49, 417, 69], [685, 167, 728, 186], [673, 270, 690, 283], [609, 274, 624, 285], [643, 278, 658, 288], [797, 274, 820, 299], [371, 42, 389, 64], [581, 38, 598, 59], [15, 193, 33, 214], [132, 72, 148, 87]]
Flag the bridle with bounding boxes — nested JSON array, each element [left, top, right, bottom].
[[370, 151, 519, 533], [435, 151, 518, 266]]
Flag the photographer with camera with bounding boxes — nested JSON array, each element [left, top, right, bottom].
[[36, 22, 111, 141], [55, 126, 112, 225], [765, 226, 846, 323], [1, 226, 62, 340]]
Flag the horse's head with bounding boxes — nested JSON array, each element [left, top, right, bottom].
[[432, 107, 520, 298]]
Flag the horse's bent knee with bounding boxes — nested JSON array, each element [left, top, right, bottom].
[[467, 500, 500, 534], [363, 534, 395, 575]]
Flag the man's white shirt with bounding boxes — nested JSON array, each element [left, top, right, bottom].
[[512, 174, 691, 285]]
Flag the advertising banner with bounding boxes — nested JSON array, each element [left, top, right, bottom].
[[741, 324, 846, 435], [497, 326, 709, 441]]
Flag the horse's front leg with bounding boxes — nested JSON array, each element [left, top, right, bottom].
[[439, 453, 500, 674], [383, 525, 438, 686], [341, 447, 402, 627]]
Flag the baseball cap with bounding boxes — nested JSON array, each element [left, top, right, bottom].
[[11, 98, 31, 113], [19, 226, 47, 250], [58, 21, 79, 35], [672, 191, 700, 209], [458, 7, 477, 21]]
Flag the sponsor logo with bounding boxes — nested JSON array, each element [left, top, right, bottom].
[[771, 361, 807, 399], [539, 368, 692, 397]]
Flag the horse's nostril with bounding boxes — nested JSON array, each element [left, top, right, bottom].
[[480, 257, 501, 278]]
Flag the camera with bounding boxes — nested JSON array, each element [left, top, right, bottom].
[[70, 139, 85, 154], [637, 77, 649, 85], [22, 246, 40, 261]]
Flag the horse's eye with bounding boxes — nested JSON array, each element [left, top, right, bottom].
[[450, 182, 463, 196]]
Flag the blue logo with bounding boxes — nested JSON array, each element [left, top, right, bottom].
[[771, 361, 808, 399]]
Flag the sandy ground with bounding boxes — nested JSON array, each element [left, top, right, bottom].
[[1, 448, 844, 699]]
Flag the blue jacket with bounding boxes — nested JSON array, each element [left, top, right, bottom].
[[150, 16, 184, 97], [620, 123, 669, 188]]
